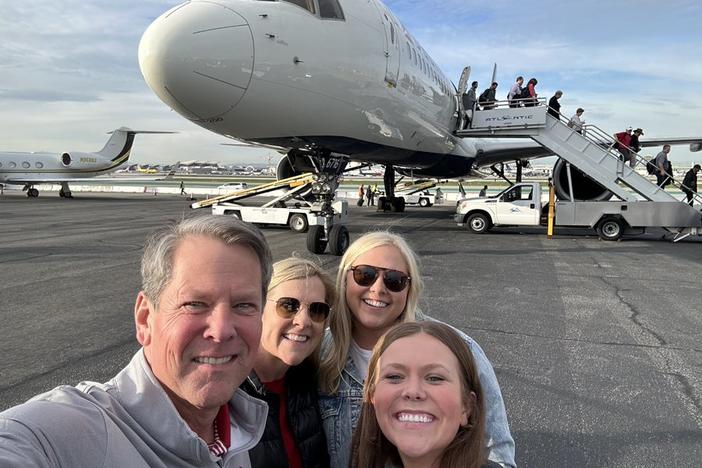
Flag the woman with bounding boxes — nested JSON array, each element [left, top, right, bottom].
[[241, 257, 334, 468], [318, 231, 515, 468], [524, 78, 538, 107], [350, 322, 485, 468]]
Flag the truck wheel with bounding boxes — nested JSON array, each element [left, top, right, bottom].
[[306, 225, 327, 254], [597, 216, 624, 241], [467, 213, 490, 234], [419, 198, 429, 207], [288, 213, 309, 233], [329, 225, 350, 256]]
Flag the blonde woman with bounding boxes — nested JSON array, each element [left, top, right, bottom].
[[318, 231, 515, 468], [241, 257, 334, 468]]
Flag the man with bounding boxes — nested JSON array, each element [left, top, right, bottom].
[[479, 185, 488, 197], [547, 90, 563, 118], [462, 80, 479, 128], [479, 82, 499, 110], [629, 128, 644, 167], [507, 76, 524, 107], [614, 127, 633, 165], [681, 164, 700, 205], [654, 144, 672, 188], [0, 216, 273, 467]]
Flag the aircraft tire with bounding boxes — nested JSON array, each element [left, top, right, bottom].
[[27, 188, 39, 198], [306, 225, 327, 254], [329, 225, 349, 256], [288, 213, 309, 233]]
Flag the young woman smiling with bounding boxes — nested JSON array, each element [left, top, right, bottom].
[[240, 257, 334, 468], [350, 321, 486, 468], [318, 231, 515, 468]]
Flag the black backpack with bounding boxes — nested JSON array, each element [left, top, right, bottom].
[[646, 159, 657, 175]]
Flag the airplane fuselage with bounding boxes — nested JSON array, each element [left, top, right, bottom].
[[139, 0, 481, 176], [0, 151, 127, 183]]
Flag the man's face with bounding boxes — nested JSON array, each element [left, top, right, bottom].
[[135, 235, 263, 415]]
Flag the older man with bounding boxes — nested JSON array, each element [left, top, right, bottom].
[[0, 216, 272, 467]]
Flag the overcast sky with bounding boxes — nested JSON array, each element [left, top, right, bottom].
[[1, 0, 701, 165]]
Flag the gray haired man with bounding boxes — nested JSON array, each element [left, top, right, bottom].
[[0, 216, 273, 467]]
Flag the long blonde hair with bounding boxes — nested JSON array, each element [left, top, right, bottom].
[[268, 257, 336, 367], [350, 322, 485, 468], [319, 231, 423, 393]]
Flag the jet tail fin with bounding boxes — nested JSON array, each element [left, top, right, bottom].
[[97, 127, 175, 165]]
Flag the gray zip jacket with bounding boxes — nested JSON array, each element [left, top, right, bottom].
[[0, 350, 268, 467]]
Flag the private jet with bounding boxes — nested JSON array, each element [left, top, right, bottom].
[[138, 0, 701, 253], [0, 127, 171, 198]]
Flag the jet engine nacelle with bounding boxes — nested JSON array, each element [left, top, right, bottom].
[[276, 150, 317, 180], [552, 159, 612, 201]]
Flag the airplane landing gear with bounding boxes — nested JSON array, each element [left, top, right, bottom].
[[377, 165, 406, 212], [24, 185, 39, 198], [59, 183, 73, 198], [293, 149, 350, 256]]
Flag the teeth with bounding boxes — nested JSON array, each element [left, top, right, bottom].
[[194, 356, 233, 365], [363, 298, 388, 308], [397, 413, 434, 423], [284, 333, 308, 342]]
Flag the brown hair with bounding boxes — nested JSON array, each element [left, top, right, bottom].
[[349, 322, 486, 468]]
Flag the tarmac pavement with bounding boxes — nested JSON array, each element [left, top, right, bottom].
[[1, 191, 700, 466]]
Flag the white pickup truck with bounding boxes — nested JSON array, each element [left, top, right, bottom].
[[455, 182, 702, 241]]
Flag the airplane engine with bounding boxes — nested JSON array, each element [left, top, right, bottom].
[[552, 159, 612, 201], [60, 153, 72, 166], [276, 150, 316, 180]]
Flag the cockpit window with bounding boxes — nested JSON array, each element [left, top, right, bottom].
[[318, 0, 344, 19], [280, 0, 316, 14], [267, 0, 344, 19]]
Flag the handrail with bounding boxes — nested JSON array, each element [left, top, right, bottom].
[[548, 108, 702, 206]]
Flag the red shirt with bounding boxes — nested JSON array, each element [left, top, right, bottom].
[[615, 131, 632, 150], [263, 378, 303, 468], [208, 404, 231, 457]]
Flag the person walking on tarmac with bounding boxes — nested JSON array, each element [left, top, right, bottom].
[[365, 183, 374, 206], [681, 164, 700, 205], [357, 184, 365, 206], [479, 185, 488, 197]]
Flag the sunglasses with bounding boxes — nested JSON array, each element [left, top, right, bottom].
[[268, 297, 330, 323], [349, 265, 411, 293]]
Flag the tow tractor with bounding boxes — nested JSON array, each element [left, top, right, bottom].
[[455, 182, 702, 241]]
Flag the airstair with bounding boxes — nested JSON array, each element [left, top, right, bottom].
[[190, 172, 315, 209], [455, 100, 702, 207]]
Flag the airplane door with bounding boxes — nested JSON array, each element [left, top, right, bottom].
[[372, 1, 400, 88]]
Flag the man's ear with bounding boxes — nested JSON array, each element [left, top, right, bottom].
[[134, 292, 154, 346]]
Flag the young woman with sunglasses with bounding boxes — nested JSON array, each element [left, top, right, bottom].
[[318, 231, 515, 468], [240, 257, 334, 468]]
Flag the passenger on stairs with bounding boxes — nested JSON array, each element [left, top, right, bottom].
[[628, 128, 644, 167], [681, 164, 700, 206], [523, 78, 538, 107], [654, 144, 673, 188], [462, 81, 479, 128], [478, 82, 499, 110], [567, 108, 586, 134], [507, 76, 524, 107], [547, 91, 563, 118], [614, 127, 633, 164]]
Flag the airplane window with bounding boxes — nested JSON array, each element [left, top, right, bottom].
[[62, 153, 71, 166], [282, 0, 316, 14], [22, 161, 30, 168], [9, 161, 16, 168], [318, 0, 344, 19], [36, 162, 44, 168]]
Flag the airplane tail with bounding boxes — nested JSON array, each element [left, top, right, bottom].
[[97, 127, 175, 167]]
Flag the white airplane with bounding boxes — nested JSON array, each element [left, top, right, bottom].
[[0, 127, 171, 198], [138, 0, 701, 252]]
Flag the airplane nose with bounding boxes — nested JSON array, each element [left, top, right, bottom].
[[138, 1, 253, 121]]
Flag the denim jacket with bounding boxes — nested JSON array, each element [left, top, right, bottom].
[[318, 320, 516, 468]]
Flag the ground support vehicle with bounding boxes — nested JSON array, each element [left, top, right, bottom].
[[455, 182, 702, 241], [212, 200, 348, 234]]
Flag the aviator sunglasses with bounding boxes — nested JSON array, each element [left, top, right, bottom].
[[268, 297, 331, 323], [349, 265, 411, 292]]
